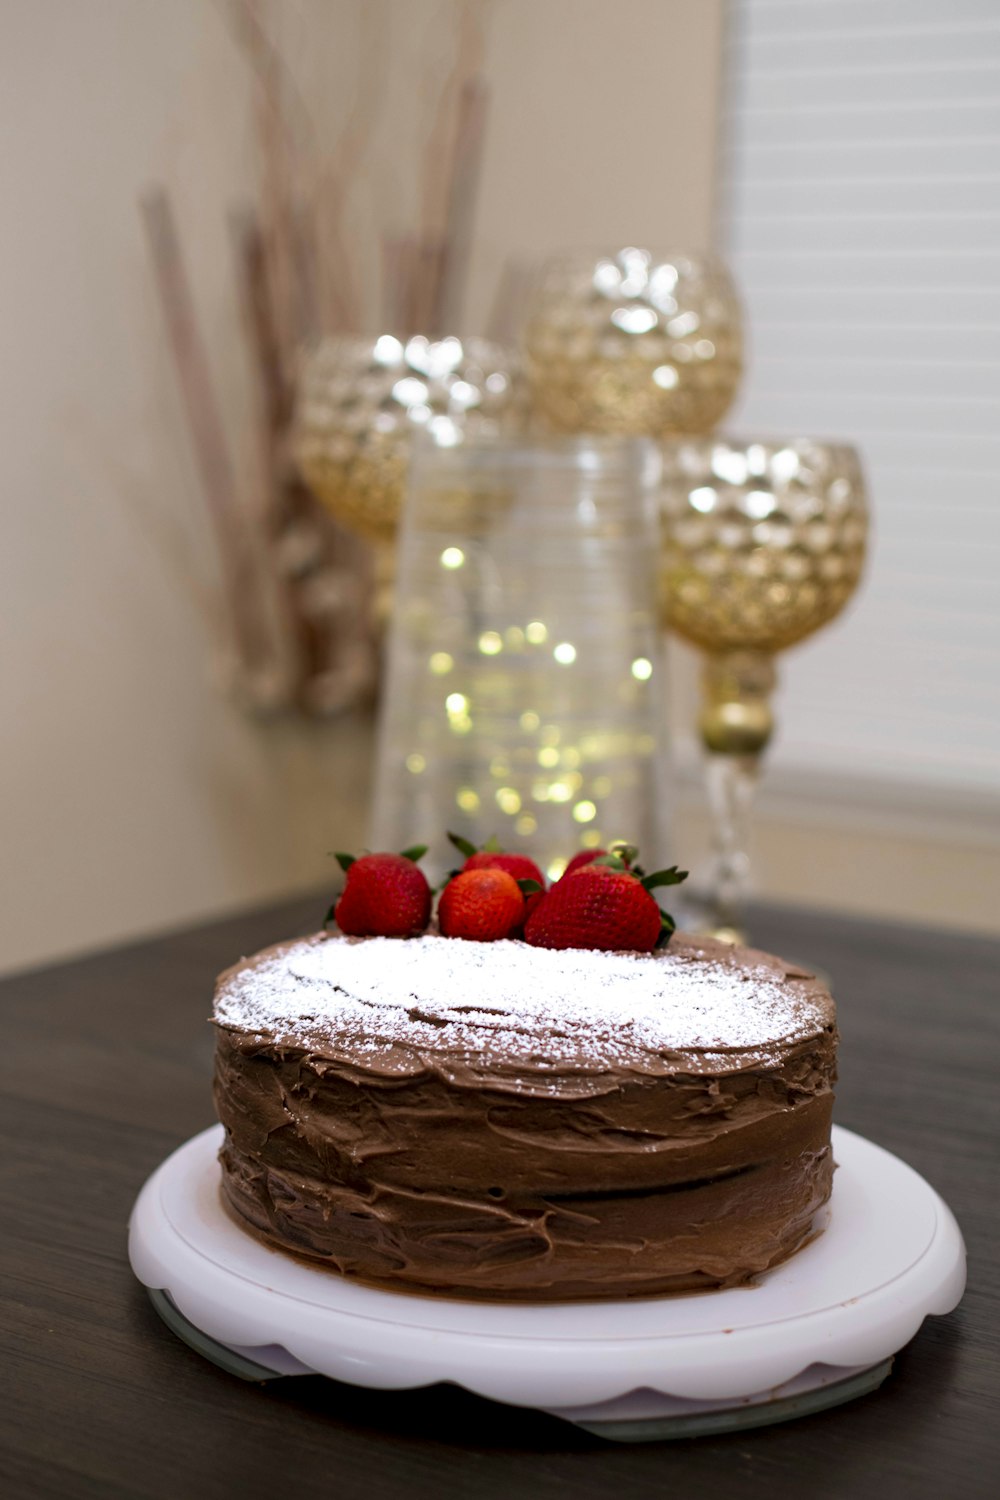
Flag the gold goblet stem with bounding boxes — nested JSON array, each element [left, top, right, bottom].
[[698, 649, 776, 943]]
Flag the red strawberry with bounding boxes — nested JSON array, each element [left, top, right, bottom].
[[332, 847, 431, 938], [525, 853, 687, 953], [447, 833, 546, 923], [557, 843, 635, 883], [438, 868, 526, 942], [559, 849, 606, 881], [464, 848, 545, 887]]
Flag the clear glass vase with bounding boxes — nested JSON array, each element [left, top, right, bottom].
[[370, 436, 669, 883]]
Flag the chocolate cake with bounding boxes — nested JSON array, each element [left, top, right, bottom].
[[212, 931, 837, 1302]]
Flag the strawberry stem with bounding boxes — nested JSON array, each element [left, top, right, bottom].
[[640, 866, 689, 892], [400, 844, 428, 863], [334, 852, 356, 872], [609, 842, 639, 867], [447, 831, 478, 859], [655, 910, 678, 947]]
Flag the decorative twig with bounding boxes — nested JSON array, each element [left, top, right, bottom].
[[416, 0, 490, 334], [231, 200, 377, 717], [410, 238, 449, 339], [230, 204, 289, 445], [139, 187, 281, 687], [300, 0, 388, 334], [227, 0, 315, 366], [486, 254, 533, 344], [138, 1, 496, 721], [231, 203, 321, 702], [380, 234, 407, 336], [434, 75, 490, 334]]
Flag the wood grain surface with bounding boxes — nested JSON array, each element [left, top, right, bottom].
[[2, 895, 997, 1500]]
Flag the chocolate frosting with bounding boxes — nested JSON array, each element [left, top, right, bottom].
[[212, 931, 837, 1301]]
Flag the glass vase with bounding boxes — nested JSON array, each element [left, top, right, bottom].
[[370, 436, 669, 884]]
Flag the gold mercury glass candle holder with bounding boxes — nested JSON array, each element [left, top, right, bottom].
[[659, 436, 869, 941], [521, 247, 743, 437], [293, 334, 527, 622]]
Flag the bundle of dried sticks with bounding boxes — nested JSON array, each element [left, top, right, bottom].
[[141, 0, 490, 716]]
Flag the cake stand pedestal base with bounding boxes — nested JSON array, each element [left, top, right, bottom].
[[129, 1125, 964, 1443]]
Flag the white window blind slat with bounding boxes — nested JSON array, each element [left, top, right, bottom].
[[734, 102, 1000, 148], [751, 325, 1000, 363], [736, 217, 1000, 257], [750, 360, 1000, 403], [726, 394, 995, 438], [723, 141, 1000, 180], [731, 26, 1000, 72], [732, 253, 999, 289], [733, 177, 997, 218], [719, 434, 1000, 470], [864, 471, 997, 498], [747, 288, 1000, 322], [720, 0, 1000, 798], [732, 64, 1000, 112], [735, 0, 996, 41]]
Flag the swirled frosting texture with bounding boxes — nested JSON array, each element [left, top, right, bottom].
[[212, 932, 837, 1300]]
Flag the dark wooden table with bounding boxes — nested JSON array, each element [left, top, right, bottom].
[[2, 895, 998, 1499]]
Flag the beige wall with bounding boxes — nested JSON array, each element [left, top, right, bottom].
[[467, 0, 724, 329], [0, 1, 724, 974]]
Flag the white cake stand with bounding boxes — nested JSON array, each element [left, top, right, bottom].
[[128, 1125, 965, 1441]]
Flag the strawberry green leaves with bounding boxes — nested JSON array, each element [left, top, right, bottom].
[[399, 845, 428, 863], [640, 865, 689, 892]]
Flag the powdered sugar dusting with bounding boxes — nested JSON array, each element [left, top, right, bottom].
[[214, 932, 832, 1079]]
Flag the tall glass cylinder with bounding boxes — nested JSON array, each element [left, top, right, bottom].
[[371, 437, 669, 884]]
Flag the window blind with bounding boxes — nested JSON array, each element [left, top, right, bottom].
[[717, 0, 1000, 799]]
